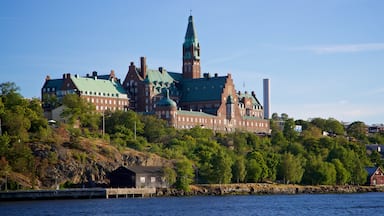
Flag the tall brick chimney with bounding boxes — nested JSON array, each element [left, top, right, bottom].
[[140, 56, 147, 79]]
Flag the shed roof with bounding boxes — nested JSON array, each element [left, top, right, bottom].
[[125, 166, 164, 175]]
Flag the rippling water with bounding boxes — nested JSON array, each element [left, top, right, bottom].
[[1, 192, 383, 215]]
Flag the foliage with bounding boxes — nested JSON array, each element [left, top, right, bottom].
[[61, 94, 100, 131], [163, 167, 177, 186], [0, 81, 380, 189], [278, 152, 304, 184], [232, 156, 247, 183], [175, 158, 195, 191]]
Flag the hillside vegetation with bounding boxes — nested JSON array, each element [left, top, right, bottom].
[[1, 82, 383, 191]]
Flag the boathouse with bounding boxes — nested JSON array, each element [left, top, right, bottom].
[[365, 166, 384, 186], [109, 166, 168, 188]]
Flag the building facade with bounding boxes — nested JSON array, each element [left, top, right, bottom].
[[41, 71, 129, 118], [41, 15, 269, 133], [122, 15, 269, 133], [109, 166, 168, 188]]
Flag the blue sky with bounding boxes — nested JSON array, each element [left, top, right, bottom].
[[1, 0, 384, 125]]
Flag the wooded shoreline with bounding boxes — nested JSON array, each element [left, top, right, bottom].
[[157, 183, 384, 196]]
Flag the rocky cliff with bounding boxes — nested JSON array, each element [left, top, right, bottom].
[[8, 135, 171, 189]]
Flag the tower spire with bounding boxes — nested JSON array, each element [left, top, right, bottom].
[[182, 15, 201, 79]]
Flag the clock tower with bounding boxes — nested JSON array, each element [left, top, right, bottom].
[[182, 15, 201, 79]]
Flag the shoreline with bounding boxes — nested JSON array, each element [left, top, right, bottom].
[[1, 184, 383, 201], [157, 183, 384, 196]]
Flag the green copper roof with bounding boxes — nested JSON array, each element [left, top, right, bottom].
[[144, 68, 178, 95], [145, 69, 175, 84], [177, 110, 216, 117], [156, 89, 177, 107], [180, 76, 227, 102], [70, 76, 127, 98], [184, 15, 198, 47]]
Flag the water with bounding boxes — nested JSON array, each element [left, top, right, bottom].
[[1, 193, 383, 216]]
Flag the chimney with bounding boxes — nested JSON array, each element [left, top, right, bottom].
[[45, 75, 51, 81], [214, 73, 218, 77], [92, 71, 97, 77], [159, 67, 163, 73], [263, 78, 270, 119], [129, 62, 136, 73], [140, 57, 147, 78], [251, 91, 256, 97]]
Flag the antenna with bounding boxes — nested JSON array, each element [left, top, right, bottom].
[[190, 9, 192, 16]]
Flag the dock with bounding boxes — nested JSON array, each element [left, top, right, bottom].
[[0, 188, 157, 201], [106, 188, 156, 199]]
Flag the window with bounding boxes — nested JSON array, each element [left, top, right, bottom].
[[151, 177, 156, 183], [140, 177, 145, 183]]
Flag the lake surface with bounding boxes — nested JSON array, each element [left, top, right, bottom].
[[1, 192, 383, 215]]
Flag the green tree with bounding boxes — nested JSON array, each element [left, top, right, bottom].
[[232, 156, 247, 183], [61, 94, 100, 131], [210, 149, 233, 184], [247, 151, 268, 182], [347, 121, 367, 142], [283, 118, 298, 142], [278, 152, 304, 184], [325, 118, 345, 135], [332, 159, 350, 185], [311, 118, 327, 131], [246, 159, 262, 183], [369, 150, 383, 167], [175, 158, 195, 192], [303, 156, 336, 185], [163, 167, 177, 186]]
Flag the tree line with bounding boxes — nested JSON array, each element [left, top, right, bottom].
[[1, 82, 383, 191]]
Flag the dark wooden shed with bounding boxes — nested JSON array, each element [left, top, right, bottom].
[[109, 166, 168, 188]]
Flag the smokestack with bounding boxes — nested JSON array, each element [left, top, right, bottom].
[[263, 78, 270, 119], [140, 57, 147, 79]]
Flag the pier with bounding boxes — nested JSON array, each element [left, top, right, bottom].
[[0, 188, 156, 201]]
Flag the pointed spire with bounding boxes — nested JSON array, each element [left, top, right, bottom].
[[184, 15, 198, 46]]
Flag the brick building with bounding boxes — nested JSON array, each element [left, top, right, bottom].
[[41, 70, 129, 119], [41, 15, 269, 133], [122, 15, 269, 133]]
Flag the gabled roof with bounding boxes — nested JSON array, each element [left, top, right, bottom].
[[145, 69, 175, 85], [180, 76, 227, 103], [366, 166, 379, 177], [238, 92, 262, 106], [70, 76, 127, 98]]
